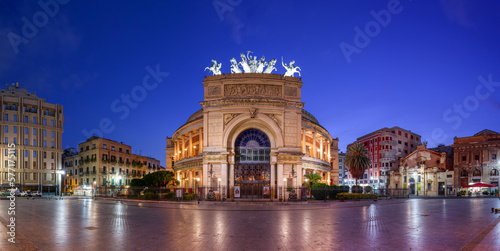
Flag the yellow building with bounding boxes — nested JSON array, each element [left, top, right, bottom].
[[0, 84, 64, 195], [63, 136, 161, 195], [166, 54, 338, 199]]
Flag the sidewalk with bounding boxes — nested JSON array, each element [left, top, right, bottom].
[[460, 215, 500, 250]]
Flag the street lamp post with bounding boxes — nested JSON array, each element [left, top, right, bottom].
[[218, 178, 221, 201], [283, 178, 287, 202], [55, 170, 65, 197]]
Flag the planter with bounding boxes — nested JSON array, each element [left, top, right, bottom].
[[339, 199, 344, 202]]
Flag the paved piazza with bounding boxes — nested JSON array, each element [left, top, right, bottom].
[[1, 197, 500, 251]]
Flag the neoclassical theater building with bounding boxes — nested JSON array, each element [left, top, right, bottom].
[[166, 53, 338, 198]]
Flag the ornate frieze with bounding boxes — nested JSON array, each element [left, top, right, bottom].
[[224, 84, 281, 97], [200, 99, 304, 108]]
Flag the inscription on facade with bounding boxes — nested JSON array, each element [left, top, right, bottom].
[[224, 84, 282, 97]]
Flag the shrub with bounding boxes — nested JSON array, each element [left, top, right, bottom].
[[364, 186, 373, 193], [339, 185, 350, 193], [311, 183, 328, 200], [183, 193, 195, 201], [328, 184, 340, 199], [351, 185, 363, 193], [130, 179, 146, 187], [460, 190, 467, 196], [337, 192, 378, 200], [161, 192, 176, 200], [494, 189, 499, 195], [482, 190, 489, 195], [144, 192, 158, 200]]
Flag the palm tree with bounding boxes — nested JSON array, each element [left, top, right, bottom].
[[345, 143, 371, 186]]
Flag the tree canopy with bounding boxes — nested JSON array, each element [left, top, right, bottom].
[[141, 171, 179, 187], [304, 172, 322, 187], [344, 143, 371, 186]]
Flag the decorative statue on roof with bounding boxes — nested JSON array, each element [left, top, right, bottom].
[[247, 51, 259, 72], [282, 57, 301, 77], [263, 58, 277, 73], [230, 57, 242, 73], [255, 56, 267, 73], [204, 59, 222, 75], [239, 53, 251, 73]]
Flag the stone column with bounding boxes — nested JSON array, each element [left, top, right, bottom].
[[277, 163, 284, 188], [189, 170, 193, 188], [320, 136, 324, 161], [181, 136, 185, 159], [327, 140, 331, 162], [229, 163, 234, 187], [202, 163, 208, 187], [297, 164, 303, 187], [313, 132, 317, 158], [189, 131, 192, 158], [199, 128, 203, 153], [302, 128, 306, 153]]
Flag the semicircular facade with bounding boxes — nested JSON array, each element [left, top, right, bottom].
[[166, 72, 339, 199]]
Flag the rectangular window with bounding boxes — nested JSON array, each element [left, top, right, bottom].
[[51, 141, 54, 148], [43, 141, 47, 147], [33, 117, 36, 124], [24, 116, 28, 123], [25, 150, 28, 157], [43, 119, 47, 125], [112, 146, 115, 151], [51, 131, 54, 138], [462, 156, 466, 161], [43, 130, 47, 137], [5, 126, 8, 133], [474, 155, 479, 161], [493, 154, 497, 160], [405, 133, 408, 138], [13, 115, 17, 122], [24, 138, 28, 145], [33, 151, 36, 158], [428, 183, 431, 191], [25, 127, 28, 135], [33, 139, 36, 146], [418, 176, 421, 182], [13, 138, 16, 144], [4, 137, 7, 144], [33, 128, 36, 135], [103, 144, 107, 149], [4, 114, 8, 121], [13, 126, 17, 133], [51, 120, 54, 127]]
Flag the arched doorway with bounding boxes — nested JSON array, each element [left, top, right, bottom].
[[460, 170, 468, 187], [409, 178, 415, 195], [234, 129, 271, 198]]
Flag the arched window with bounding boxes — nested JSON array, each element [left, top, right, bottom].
[[491, 169, 499, 176], [235, 129, 270, 163], [460, 170, 468, 177], [473, 169, 481, 176]]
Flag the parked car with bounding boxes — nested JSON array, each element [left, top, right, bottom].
[[32, 191, 42, 197]]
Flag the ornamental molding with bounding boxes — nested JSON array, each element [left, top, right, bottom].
[[224, 113, 240, 126], [200, 99, 304, 109]]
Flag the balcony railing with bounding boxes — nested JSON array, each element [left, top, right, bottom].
[[380, 149, 396, 154], [380, 140, 397, 145], [79, 172, 84, 176]]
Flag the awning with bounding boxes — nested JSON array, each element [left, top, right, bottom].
[[463, 183, 498, 188]]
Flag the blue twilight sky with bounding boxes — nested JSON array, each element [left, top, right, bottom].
[[1, 0, 500, 165]]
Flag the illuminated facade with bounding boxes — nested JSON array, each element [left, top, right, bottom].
[[166, 71, 338, 198], [0, 84, 64, 194], [62, 136, 161, 194], [452, 129, 500, 189], [345, 126, 421, 189]]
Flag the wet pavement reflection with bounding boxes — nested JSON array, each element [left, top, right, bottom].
[[1, 197, 499, 250]]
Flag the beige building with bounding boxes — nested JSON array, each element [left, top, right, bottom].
[[0, 84, 64, 194], [452, 129, 500, 189], [391, 144, 453, 196], [62, 136, 161, 194], [166, 70, 338, 198]]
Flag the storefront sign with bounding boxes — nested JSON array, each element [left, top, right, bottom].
[[176, 189, 183, 198]]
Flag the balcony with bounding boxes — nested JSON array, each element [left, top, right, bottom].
[[380, 157, 395, 162], [79, 172, 84, 176], [380, 140, 397, 146], [380, 149, 396, 154]]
